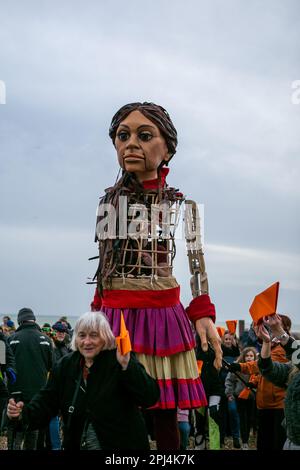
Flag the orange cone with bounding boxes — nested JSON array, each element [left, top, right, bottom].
[[249, 282, 279, 324], [197, 360, 203, 375], [216, 326, 225, 338], [226, 320, 237, 335], [116, 311, 132, 355]]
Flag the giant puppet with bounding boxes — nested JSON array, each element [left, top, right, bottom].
[[91, 102, 222, 449]]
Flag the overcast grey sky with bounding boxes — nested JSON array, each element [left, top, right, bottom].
[[1, 0, 299, 325]]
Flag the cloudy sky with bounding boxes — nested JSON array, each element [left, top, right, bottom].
[[1, 0, 299, 326]]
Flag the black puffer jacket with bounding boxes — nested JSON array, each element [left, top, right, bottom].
[[8, 323, 53, 402], [22, 349, 160, 450], [0, 332, 17, 397], [53, 340, 70, 363]]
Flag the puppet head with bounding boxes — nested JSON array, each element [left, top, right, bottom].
[[109, 102, 178, 164]]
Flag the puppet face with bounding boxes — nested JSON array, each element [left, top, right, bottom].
[[114, 110, 170, 181]]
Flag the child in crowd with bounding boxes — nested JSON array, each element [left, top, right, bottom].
[[225, 347, 258, 449], [219, 331, 241, 448]]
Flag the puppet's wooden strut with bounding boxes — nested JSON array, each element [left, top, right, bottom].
[[185, 200, 209, 298]]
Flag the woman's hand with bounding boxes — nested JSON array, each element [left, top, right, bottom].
[[254, 323, 271, 343], [7, 398, 24, 420], [255, 324, 272, 359], [195, 317, 223, 370], [264, 314, 284, 337], [116, 350, 130, 371]]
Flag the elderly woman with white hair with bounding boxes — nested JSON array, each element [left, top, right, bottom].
[[7, 311, 160, 450]]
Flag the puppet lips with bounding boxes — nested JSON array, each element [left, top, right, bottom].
[[124, 154, 144, 160]]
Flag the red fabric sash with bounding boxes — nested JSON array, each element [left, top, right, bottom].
[[101, 286, 180, 309]]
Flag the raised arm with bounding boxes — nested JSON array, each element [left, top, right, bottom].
[[255, 322, 291, 389], [184, 199, 222, 369]]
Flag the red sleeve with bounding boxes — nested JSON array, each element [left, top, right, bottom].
[[91, 288, 102, 311], [186, 294, 216, 323]]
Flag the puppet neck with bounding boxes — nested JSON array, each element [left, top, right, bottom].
[[142, 167, 169, 190]]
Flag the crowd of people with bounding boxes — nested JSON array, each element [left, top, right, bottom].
[[1, 104, 299, 452], [1, 309, 299, 451]]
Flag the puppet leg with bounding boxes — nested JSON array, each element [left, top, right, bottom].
[[153, 409, 180, 450]]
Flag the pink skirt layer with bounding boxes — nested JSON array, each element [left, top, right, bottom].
[[102, 303, 195, 356], [101, 303, 207, 409]]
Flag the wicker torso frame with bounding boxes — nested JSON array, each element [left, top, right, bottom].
[[94, 189, 184, 285]]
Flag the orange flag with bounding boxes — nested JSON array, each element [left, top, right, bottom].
[[249, 282, 280, 324], [216, 326, 225, 338], [197, 360, 203, 375], [238, 387, 251, 400], [226, 320, 237, 335], [116, 311, 132, 355]]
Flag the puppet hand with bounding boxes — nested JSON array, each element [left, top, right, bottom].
[[195, 317, 222, 370], [116, 350, 130, 371]]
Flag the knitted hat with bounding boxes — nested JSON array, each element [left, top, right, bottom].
[[52, 321, 68, 333], [17, 308, 36, 324]]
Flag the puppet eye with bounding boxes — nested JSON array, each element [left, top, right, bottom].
[[117, 131, 129, 142], [139, 132, 153, 142]]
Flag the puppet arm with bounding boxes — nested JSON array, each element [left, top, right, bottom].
[[184, 199, 222, 370]]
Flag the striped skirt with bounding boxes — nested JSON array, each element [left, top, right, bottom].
[[101, 303, 207, 410]]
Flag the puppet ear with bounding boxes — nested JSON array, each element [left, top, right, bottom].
[[162, 151, 173, 166]]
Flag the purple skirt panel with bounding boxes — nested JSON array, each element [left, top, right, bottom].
[[101, 303, 196, 356]]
